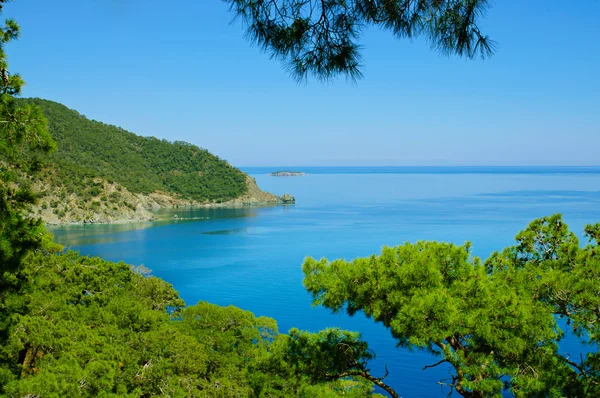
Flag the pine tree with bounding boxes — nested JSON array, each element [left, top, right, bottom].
[[224, 0, 496, 81], [0, 0, 57, 358]]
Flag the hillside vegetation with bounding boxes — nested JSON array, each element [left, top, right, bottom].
[[19, 98, 247, 203], [1, 248, 381, 397], [7, 99, 283, 224]]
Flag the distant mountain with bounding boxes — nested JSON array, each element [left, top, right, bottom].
[[13, 98, 281, 224]]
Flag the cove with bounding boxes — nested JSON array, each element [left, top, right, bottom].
[[51, 167, 600, 397]]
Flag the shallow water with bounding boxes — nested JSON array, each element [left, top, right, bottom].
[[51, 167, 600, 397]]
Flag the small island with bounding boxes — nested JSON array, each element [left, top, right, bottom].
[[270, 171, 306, 176]]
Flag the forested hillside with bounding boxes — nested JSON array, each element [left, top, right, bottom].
[[19, 98, 247, 203], [4, 98, 282, 224]]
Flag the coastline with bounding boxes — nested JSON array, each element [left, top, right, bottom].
[[42, 176, 288, 226], [45, 201, 283, 226]]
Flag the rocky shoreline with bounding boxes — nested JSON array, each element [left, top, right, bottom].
[[40, 176, 294, 226]]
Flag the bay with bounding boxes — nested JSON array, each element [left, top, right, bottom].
[[51, 167, 600, 397]]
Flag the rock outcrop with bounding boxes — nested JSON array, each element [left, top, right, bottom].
[[280, 193, 296, 204]]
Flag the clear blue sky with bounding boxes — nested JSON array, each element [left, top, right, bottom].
[[5, 0, 600, 166]]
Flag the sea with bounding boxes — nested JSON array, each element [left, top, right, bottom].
[[50, 166, 600, 397]]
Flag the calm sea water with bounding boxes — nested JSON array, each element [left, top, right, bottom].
[[51, 167, 600, 397]]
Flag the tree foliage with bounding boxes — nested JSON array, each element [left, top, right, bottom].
[[224, 0, 495, 81], [0, 249, 387, 397], [279, 328, 399, 397], [0, 0, 56, 336], [303, 215, 600, 397]]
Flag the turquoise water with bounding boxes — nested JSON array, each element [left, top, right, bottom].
[[51, 167, 600, 397]]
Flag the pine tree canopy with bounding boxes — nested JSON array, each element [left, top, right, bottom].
[[224, 0, 495, 81]]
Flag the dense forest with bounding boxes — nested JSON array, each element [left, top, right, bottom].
[[16, 98, 248, 204], [1, 248, 383, 397]]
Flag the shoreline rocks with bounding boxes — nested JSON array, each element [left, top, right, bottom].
[[281, 193, 296, 204], [40, 175, 295, 226]]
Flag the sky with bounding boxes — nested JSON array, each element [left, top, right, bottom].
[[5, 0, 600, 166]]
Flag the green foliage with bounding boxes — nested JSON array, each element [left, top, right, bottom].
[[282, 328, 373, 381], [303, 215, 600, 397], [225, 0, 495, 81], [485, 215, 600, 397], [0, 0, 57, 338], [0, 250, 382, 397], [13, 98, 248, 203]]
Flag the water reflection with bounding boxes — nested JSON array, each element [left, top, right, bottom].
[[202, 227, 248, 235], [50, 205, 286, 247], [154, 205, 280, 221], [49, 221, 156, 247]]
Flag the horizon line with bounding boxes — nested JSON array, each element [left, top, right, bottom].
[[238, 165, 600, 168]]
